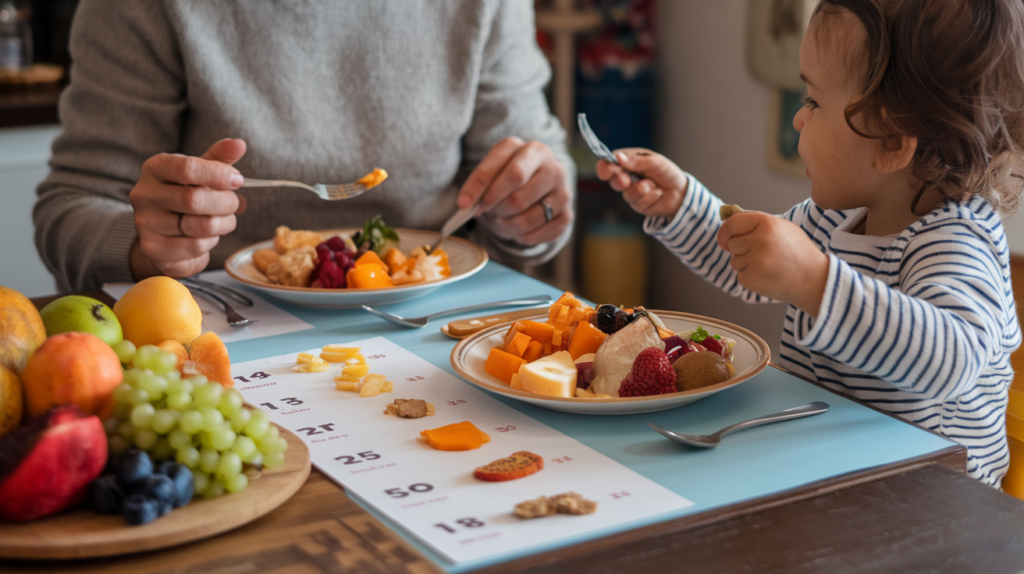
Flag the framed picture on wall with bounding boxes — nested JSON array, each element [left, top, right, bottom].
[[766, 89, 807, 178]]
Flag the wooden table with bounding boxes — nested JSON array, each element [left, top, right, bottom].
[[7, 292, 1024, 574]]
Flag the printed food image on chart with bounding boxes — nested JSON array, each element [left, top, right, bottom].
[[234, 336, 694, 565]]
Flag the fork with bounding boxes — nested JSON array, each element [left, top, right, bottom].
[[577, 113, 640, 183], [181, 276, 254, 307], [361, 295, 552, 328], [184, 285, 253, 327], [241, 178, 372, 201]]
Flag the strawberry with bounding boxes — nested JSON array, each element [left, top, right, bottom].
[[619, 347, 677, 397]]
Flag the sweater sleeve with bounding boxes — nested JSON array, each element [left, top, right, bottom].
[[794, 224, 1009, 399], [33, 0, 186, 292], [462, 0, 575, 266], [643, 172, 819, 304]]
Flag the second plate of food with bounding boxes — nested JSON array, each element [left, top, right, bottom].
[[450, 310, 771, 415], [224, 229, 488, 308]]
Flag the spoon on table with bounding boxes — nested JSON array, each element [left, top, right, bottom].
[[648, 401, 830, 448]]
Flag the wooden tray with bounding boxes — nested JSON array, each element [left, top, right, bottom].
[[0, 425, 311, 559]]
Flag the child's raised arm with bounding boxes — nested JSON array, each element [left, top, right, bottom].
[[595, 148, 689, 218]]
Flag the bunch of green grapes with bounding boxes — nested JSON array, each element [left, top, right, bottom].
[[104, 341, 288, 499]]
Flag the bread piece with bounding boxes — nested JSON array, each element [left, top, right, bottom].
[[474, 451, 544, 482], [514, 496, 557, 518], [719, 204, 745, 220], [551, 492, 597, 515], [252, 248, 279, 275]]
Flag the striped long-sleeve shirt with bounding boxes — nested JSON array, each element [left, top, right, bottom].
[[645, 173, 1021, 487]]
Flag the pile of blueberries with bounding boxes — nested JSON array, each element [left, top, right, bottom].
[[91, 449, 194, 525]]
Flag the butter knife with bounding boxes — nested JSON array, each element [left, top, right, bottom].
[[427, 200, 479, 254], [443, 307, 549, 339]]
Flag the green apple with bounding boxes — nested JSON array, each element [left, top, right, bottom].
[[39, 295, 123, 347]]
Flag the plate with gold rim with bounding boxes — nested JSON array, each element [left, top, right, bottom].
[[450, 310, 771, 415], [224, 228, 488, 308]]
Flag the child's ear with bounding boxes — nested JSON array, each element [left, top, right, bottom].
[[873, 135, 917, 174]]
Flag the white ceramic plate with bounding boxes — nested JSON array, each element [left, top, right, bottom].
[[224, 228, 488, 308], [450, 310, 771, 415]]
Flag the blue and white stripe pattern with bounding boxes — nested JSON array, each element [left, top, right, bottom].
[[645, 174, 1021, 487]]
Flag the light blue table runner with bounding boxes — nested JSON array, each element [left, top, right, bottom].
[[224, 261, 957, 572]]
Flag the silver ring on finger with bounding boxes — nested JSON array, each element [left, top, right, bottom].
[[541, 198, 553, 223], [177, 213, 187, 237]]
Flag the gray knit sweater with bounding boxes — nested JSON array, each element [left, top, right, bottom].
[[35, 0, 574, 292]]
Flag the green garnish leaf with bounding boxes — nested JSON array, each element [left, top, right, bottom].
[[691, 326, 710, 343], [352, 216, 400, 255]]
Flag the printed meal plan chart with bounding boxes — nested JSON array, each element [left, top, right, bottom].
[[234, 337, 694, 564]]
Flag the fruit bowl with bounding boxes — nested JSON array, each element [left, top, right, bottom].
[[450, 310, 771, 415], [224, 229, 489, 308]]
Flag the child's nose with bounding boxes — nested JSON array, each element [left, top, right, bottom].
[[793, 107, 807, 133]]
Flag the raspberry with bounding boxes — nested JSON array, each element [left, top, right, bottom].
[[325, 236, 348, 252], [316, 259, 347, 288], [619, 347, 676, 397], [315, 243, 334, 264]]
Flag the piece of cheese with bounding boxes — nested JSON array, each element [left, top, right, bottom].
[[519, 351, 577, 398]]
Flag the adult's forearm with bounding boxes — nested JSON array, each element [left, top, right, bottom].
[[33, 186, 137, 292]]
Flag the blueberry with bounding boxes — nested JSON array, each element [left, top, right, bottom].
[[134, 474, 176, 516], [115, 449, 153, 486], [154, 460, 178, 476], [596, 304, 619, 334], [90, 475, 124, 515], [122, 494, 160, 525], [162, 463, 195, 507]]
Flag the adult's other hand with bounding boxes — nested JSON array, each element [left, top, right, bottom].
[[129, 138, 248, 279], [458, 137, 572, 246]]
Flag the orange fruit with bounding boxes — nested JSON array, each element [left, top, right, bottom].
[[185, 332, 233, 388], [0, 366, 23, 437], [0, 285, 47, 375], [113, 277, 203, 347], [157, 339, 189, 372], [20, 332, 123, 419]]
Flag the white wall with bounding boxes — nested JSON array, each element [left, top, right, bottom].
[[649, 1, 810, 358], [0, 125, 60, 298]]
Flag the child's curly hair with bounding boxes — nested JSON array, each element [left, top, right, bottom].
[[814, 0, 1024, 214]]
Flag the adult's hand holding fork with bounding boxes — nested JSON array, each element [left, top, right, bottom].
[[458, 137, 573, 247], [130, 138, 249, 280]]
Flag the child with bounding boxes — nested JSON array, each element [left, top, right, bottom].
[[597, 0, 1024, 487]]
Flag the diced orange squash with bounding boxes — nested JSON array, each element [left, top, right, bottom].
[[520, 320, 554, 343], [498, 322, 526, 351], [355, 250, 387, 269], [522, 340, 545, 363], [419, 421, 490, 451], [548, 303, 565, 324], [484, 347, 527, 385], [567, 320, 607, 360], [356, 167, 388, 189], [554, 305, 571, 327], [346, 263, 394, 289], [382, 247, 407, 274], [555, 291, 586, 310], [506, 332, 532, 358], [543, 342, 553, 356], [552, 327, 564, 348]]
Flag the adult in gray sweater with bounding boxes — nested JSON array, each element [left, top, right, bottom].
[[35, 0, 575, 292]]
